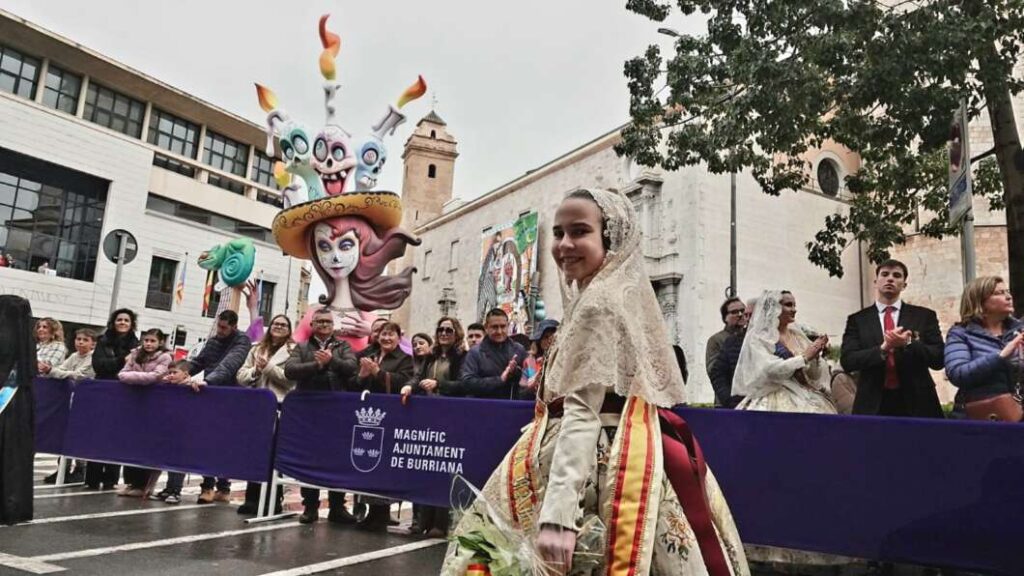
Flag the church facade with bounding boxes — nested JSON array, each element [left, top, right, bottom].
[[399, 119, 865, 403]]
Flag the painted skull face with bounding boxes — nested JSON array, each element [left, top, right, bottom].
[[313, 222, 360, 279], [279, 126, 313, 169], [354, 138, 386, 191], [312, 125, 356, 196]]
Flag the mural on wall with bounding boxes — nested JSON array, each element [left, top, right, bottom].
[[475, 212, 539, 334]]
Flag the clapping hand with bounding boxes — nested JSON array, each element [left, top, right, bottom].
[[882, 328, 912, 351], [314, 349, 332, 368], [1000, 331, 1024, 359], [255, 355, 268, 372], [501, 355, 519, 382], [243, 279, 259, 318], [802, 336, 829, 362], [37, 361, 51, 375], [359, 357, 380, 378]]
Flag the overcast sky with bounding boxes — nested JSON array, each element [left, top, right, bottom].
[[2, 0, 696, 199], [2, 0, 703, 304]]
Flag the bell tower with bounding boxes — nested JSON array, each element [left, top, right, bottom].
[[391, 110, 458, 329], [400, 110, 458, 227]]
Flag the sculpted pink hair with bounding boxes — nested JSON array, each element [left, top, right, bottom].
[[309, 216, 421, 311]]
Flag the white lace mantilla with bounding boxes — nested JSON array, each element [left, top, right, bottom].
[[543, 188, 686, 408]]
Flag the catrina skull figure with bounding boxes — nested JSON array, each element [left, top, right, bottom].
[[354, 77, 427, 192], [255, 84, 324, 201], [312, 125, 356, 196]]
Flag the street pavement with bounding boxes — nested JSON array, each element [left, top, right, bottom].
[[2, 457, 960, 576], [0, 456, 446, 576]]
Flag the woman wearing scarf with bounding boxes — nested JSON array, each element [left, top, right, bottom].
[[442, 189, 748, 576]]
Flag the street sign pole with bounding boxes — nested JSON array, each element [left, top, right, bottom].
[[109, 231, 128, 315], [948, 100, 975, 286], [962, 211, 977, 285]]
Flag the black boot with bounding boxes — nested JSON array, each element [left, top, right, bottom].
[[299, 506, 318, 524]]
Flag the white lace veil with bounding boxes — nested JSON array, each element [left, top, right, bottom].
[[731, 290, 785, 398], [542, 188, 686, 407]]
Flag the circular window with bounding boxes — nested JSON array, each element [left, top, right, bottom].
[[817, 159, 840, 197]]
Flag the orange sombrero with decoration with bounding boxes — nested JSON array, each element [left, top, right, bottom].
[[272, 191, 404, 259], [259, 14, 426, 261]]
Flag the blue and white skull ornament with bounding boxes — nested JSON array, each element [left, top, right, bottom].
[[354, 106, 404, 191]]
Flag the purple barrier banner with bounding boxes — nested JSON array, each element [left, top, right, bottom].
[[33, 377, 74, 455], [275, 392, 533, 507], [63, 379, 278, 483], [678, 408, 1024, 576]]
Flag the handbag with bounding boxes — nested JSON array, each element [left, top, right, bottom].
[[965, 390, 1024, 422]]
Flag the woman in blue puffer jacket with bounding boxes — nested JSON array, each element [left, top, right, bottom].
[[944, 275, 1024, 417]]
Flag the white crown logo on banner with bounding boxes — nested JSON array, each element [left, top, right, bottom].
[[355, 407, 386, 427]]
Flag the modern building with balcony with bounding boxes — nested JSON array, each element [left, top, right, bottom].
[[0, 9, 302, 348]]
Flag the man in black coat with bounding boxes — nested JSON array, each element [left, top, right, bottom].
[[283, 308, 358, 525], [840, 259, 945, 418], [285, 310, 359, 393], [459, 309, 526, 400]]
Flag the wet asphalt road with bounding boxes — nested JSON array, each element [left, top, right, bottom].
[[0, 456, 446, 576]]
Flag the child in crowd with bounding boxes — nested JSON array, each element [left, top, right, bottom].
[[117, 329, 172, 497], [43, 328, 98, 484], [148, 360, 195, 504], [49, 328, 97, 381]]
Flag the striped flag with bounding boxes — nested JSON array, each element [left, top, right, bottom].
[[174, 254, 188, 307], [256, 270, 264, 314], [202, 269, 215, 315]]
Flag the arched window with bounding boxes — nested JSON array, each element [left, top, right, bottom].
[[816, 158, 840, 197], [428, 164, 437, 178], [430, 130, 437, 139]]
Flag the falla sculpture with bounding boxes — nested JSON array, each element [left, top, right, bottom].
[[257, 14, 425, 348]]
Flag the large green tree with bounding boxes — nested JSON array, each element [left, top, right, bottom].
[[618, 0, 1024, 310]]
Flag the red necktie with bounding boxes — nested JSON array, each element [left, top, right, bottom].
[[883, 306, 899, 390]]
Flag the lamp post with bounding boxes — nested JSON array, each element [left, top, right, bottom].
[[659, 26, 737, 298]]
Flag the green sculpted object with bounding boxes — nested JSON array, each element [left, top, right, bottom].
[[198, 238, 256, 287]]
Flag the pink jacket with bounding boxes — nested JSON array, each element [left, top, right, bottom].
[[118, 349, 172, 385]]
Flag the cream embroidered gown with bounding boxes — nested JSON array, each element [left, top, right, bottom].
[[441, 189, 749, 576]]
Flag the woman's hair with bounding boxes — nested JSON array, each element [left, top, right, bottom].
[[433, 316, 465, 355], [566, 189, 611, 251], [106, 308, 138, 336], [35, 317, 64, 344], [259, 314, 294, 354], [411, 333, 433, 355], [134, 328, 168, 365], [378, 321, 403, 338], [958, 275, 1006, 326], [309, 216, 421, 310]]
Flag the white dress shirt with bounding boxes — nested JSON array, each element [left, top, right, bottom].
[[875, 300, 903, 330]]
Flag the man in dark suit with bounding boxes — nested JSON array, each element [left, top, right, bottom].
[[840, 259, 945, 418]]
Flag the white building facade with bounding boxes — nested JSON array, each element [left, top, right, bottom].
[[407, 128, 866, 403], [0, 11, 302, 349]]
